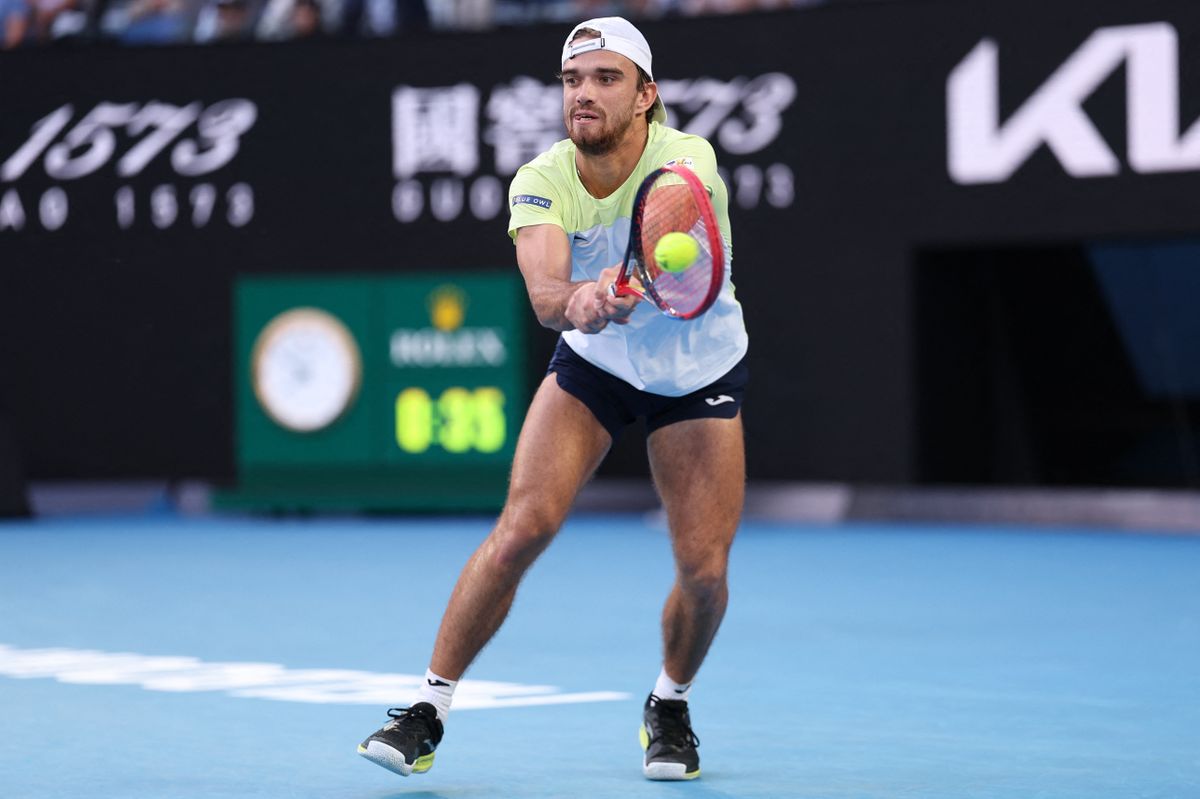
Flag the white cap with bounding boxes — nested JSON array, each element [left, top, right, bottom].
[[561, 16, 668, 125]]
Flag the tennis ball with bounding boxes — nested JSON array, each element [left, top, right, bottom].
[[654, 232, 700, 273]]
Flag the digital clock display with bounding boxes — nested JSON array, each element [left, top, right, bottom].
[[395, 386, 506, 455]]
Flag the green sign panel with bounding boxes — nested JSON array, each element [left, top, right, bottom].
[[219, 272, 526, 512]]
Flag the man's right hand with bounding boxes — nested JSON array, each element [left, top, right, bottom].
[[565, 280, 611, 334], [564, 265, 641, 334]]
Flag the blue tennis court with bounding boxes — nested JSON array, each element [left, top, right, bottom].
[[1, 513, 1197, 798]]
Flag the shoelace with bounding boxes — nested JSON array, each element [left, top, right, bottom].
[[648, 696, 700, 749], [385, 705, 436, 732]]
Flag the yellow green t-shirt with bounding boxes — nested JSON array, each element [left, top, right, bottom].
[[508, 122, 748, 396]]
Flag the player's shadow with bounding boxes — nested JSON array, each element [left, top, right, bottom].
[[376, 781, 749, 799], [651, 777, 750, 799]]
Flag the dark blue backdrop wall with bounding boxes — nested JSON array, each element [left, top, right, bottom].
[[3, 0, 1200, 488]]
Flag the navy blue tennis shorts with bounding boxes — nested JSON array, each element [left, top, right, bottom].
[[546, 337, 748, 442]]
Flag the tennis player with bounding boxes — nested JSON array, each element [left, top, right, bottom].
[[359, 16, 748, 781]]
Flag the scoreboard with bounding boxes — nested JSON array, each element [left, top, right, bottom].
[[220, 272, 526, 512]]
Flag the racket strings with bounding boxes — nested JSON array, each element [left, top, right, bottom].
[[640, 177, 716, 315]]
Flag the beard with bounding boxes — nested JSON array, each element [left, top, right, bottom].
[[567, 101, 637, 156]]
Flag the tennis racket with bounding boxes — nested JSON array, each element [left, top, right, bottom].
[[610, 164, 725, 320]]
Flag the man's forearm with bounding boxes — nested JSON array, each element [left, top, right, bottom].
[[529, 278, 597, 332]]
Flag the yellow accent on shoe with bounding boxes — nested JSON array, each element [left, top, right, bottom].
[[412, 752, 436, 773]]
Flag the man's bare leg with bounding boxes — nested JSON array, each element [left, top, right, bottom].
[[638, 414, 744, 781], [430, 373, 613, 680], [649, 414, 745, 684], [359, 374, 612, 775]]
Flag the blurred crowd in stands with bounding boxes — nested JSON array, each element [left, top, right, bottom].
[[0, 0, 814, 47]]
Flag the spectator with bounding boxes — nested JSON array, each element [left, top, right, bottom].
[[100, 0, 190, 42], [194, 0, 256, 41], [289, 0, 320, 34], [256, 0, 327, 39], [26, 0, 83, 41], [431, 0, 486, 29], [338, 0, 427, 37], [0, 0, 31, 47]]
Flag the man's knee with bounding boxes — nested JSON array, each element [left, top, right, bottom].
[[675, 549, 730, 602], [488, 502, 565, 573]]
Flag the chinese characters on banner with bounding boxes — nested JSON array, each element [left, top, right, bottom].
[[391, 74, 798, 224]]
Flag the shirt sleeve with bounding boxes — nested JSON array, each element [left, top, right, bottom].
[[507, 165, 565, 242]]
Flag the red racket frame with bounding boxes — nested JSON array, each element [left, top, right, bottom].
[[611, 164, 725, 320]]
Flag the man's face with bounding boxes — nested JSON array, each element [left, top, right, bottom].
[[561, 48, 648, 156]]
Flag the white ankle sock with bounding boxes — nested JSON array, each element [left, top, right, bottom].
[[653, 666, 692, 702], [416, 669, 457, 723]]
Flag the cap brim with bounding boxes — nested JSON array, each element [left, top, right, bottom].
[[649, 97, 667, 125]]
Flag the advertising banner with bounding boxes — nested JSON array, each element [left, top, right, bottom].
[[4, 0, 1200, 487]]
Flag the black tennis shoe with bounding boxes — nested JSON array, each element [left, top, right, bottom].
[[639, 693, 701, 780], [358, 703, 443, 777]]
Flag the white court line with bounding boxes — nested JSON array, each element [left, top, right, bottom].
[[0, 644, 630, 708]]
